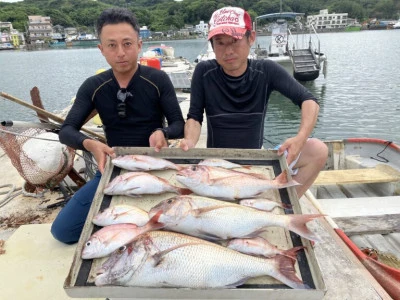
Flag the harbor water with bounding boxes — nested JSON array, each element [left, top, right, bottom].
[[1, 30, 400, 147]]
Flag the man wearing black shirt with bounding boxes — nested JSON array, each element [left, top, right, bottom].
[[180, 7, 327, 197], [51, 8, 184, 244]]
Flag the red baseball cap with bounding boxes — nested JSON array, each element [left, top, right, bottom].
[[208, 7, 252, 40]]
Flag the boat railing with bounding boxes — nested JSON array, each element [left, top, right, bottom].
[[287, 23, 323, 69], [308, 23, 322, 68]]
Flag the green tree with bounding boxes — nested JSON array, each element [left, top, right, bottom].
[[372, 0, 397, 19], [43, 8, 75, 27], [329, 1, 365, 20]]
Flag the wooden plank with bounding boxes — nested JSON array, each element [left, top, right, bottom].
[[334, 214, 400, 235], [318, 196, 400, 217], [0, 91, 106, 142], [299, 195, 391, 299], [314, 167, 399, 185]]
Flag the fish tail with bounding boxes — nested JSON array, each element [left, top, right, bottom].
[[273, 170, 301, 188], [287, 214, 323, 242], [282, 246, 306, 260], [144, 210, 165, 231], [272, 254, 310, 289], [175, 164, 184, 171]]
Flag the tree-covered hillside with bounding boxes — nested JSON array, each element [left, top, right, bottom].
[[1, 0, 399, 32]]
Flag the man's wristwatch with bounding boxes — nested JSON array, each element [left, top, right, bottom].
[[152, 128, 168, 140]]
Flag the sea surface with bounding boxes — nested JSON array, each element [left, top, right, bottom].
[[1, 30, 400, 147]]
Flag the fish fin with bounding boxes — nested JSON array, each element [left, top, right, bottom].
[[175, 164, 184, 171], [127, 194, 142, 198], [192, 205, 237, 217], [194, 230, 223, 241], [273, 170, 301, 188], [287, 214, 324, 242], [178, 188, 193, 195], [239, 229, 268, 239], [246, 172, 271, 180], [273, 254, 310, 289], [224, 277, 251, 288], [281, 246, 306, 260]]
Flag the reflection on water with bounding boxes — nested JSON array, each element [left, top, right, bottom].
[[1, 31, 400, 145]]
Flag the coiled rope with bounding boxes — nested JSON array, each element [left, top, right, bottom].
[[0, 183, 45, 209]]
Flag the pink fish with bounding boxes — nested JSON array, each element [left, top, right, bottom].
[[95, 231, 309, 289], [92, 204, 149, 227], [82, 212, 164, 259], [227, 236, 305, 260], [112, 154, 182, 171], [198, 158, 250, 169], [176, 165, 300, 200], [149, 195, 323, 242], [103, 172, 192, 197]]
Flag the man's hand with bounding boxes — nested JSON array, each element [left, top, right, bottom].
[[179, 119, 201, 151], [277, 136, 305, 166], [149, 130, 168, 153], [83, 139, 115, 174], [179, 138, 196, 151]]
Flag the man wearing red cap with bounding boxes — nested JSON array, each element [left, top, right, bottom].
[[180, 7, 328, 197]]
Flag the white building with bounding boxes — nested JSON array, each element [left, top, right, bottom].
[[307, 9, 348, 30], [195, 20, 208, 35]]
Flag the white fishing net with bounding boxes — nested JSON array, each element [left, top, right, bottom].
[[0, 126, 75, 189]]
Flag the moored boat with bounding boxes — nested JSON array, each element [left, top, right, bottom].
[[254, 12, 327, 81], [305, 138, 400, 299], [393, 19, 400, 29]]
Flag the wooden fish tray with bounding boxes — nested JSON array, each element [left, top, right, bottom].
[[64, 147, 326, 299]]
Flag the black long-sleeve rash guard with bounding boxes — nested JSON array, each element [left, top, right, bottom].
[[59, 65, 184, 150], [187, 59, 318, 149]]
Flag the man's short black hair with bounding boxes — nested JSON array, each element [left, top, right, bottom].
[[96, 8, 140, 38]]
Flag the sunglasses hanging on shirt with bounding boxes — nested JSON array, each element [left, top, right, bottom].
[[116, 89, 133, 118]]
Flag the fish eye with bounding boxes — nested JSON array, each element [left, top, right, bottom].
[[191, 165, 197, 171], [118, 245, 127, 253], [86, 241, 91, 246]]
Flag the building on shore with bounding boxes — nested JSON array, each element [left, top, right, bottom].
[[195, 20, 208, 36], [307, 9, 348, 30], [27, 15, 53, 44], [0, 21, 25, 49]]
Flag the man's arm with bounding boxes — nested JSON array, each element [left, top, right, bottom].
[[298, 99, 319, 141], [179, 118, 202, 151], [278, 100, 319, 164]]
